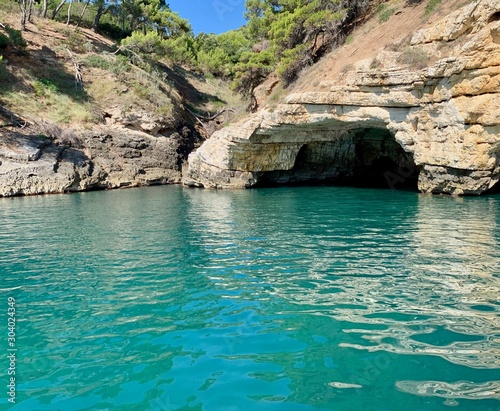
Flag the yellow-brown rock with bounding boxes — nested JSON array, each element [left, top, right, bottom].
[[185, 0, 500, 195]]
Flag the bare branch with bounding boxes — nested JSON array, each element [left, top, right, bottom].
[[66, 49, 84, 89], [185, 108, 232, 122], [113, 45, 144, 64]]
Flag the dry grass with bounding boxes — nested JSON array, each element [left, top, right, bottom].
[[186, 71, 244, 116], [266, 83, 286, 109], [2, 86, 94, 124], [397, 46, 429, 69]]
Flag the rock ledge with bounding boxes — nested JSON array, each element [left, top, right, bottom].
[[185, 0, 500, 195]]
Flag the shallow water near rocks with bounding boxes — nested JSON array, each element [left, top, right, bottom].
[[1, 185, 499, 411]]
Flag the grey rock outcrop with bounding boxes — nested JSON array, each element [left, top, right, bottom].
[[185, 0, 500, 195], [0, 126, 192, 197]]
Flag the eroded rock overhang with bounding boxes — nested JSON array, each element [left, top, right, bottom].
[[184, 0, 500, 195]]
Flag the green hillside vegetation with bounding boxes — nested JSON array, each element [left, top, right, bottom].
[[93, 0, 373, 97], [1, 0, 376, 117], [0, 0, 245, 129], [115, 0, 373, 99]]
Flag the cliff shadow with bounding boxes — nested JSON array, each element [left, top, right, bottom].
[[157, 64, 226, 114], [1, 45, 90, 103]]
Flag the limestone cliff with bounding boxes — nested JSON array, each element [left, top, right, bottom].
[[185, 0, 500, 195]]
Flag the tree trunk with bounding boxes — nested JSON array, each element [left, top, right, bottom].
[[51, 0, 67, 20], [20, 0, 28, 30], [41, 0, 48, 18], [27, 0, 34, 23], [92, 3, 104, 32], [66, 0, 72, 25], [75, 0, 90, 29]]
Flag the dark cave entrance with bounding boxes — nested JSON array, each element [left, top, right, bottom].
[[255, 128, 420, 191], [483, 179, 500, 195], [488, 11, 500, 24]]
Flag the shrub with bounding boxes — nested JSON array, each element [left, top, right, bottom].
[[5, 26, 26, 48], [57, 129, 84, 148], [32, 122, 86, 145], [82, 53, 131, 75], [378, 4, 395, 23], [0, 0, 20, 14], [397, 47, 429, 69], [340, 63, 355, 75], [0, 32, 9, 50], [33, 78, 59, 96], [425, 0, 443, 15], [112, 55, 131, 75], [82, 54, 110, 70], [0, 55, 6, 81], [0, 25, 27, 52], [370, 57, 382, 69], [65, 30, 87, 53], [99, 22, 131, 41], [31, 121, 63, 140], [121, 31, 166, 57]]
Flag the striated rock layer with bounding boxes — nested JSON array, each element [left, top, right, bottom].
[[0, 126, 194, 197], [185, 0, 500, 195]]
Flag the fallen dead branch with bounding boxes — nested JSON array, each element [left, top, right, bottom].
[[0, 104, 30, 128], [66, 49, 84, 89]]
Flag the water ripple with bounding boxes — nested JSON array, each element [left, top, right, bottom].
[[396, 380, 500, 400], [1, 186, 499, 411]]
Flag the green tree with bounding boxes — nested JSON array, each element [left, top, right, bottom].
[[91, 0, 108, 30], [119, 0, 192, 61], [244, 0, 277, 41], [121, 30, 167, 56], [232, 49, 274, 109], [163, 33, 197, 65], [242, 0, 370, 85], [196, 30, 251, 77]]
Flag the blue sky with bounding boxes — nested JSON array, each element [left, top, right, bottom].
[[168, 0, 247, 35]]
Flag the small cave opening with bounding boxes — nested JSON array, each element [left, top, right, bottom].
[[483, 179, 500, 195], [255, 127, 420, 191], [488, 12, 500, 24]]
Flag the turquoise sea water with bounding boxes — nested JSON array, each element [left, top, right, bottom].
[[1, 185, 499, 411]]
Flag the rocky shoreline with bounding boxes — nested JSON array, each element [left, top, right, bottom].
[[0, 125, 198, 197], [2, 0, 499, 197]]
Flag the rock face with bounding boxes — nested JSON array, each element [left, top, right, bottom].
[[185, 0, 500, 195], [0, 126, 194, 197]]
